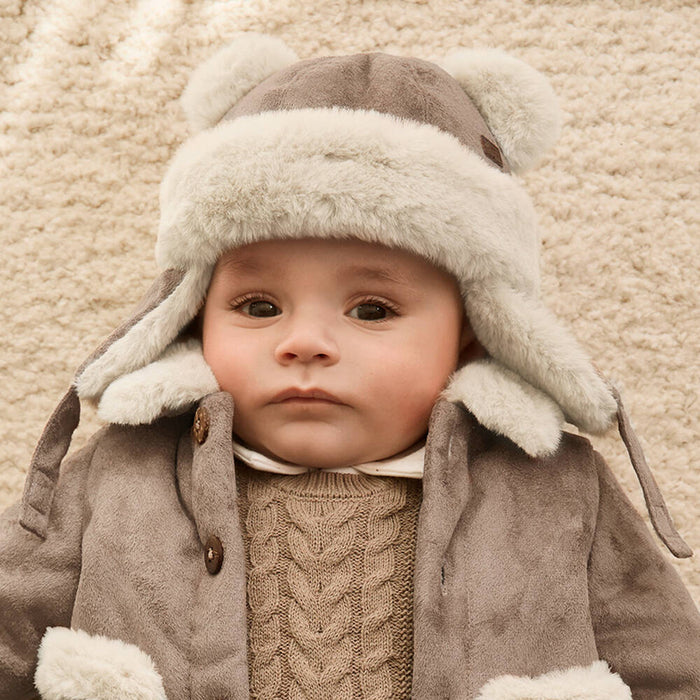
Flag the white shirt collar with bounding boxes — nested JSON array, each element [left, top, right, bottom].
[[232, 438, 425, 479]]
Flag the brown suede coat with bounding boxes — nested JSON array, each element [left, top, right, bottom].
[[1, 392, 699, 700]]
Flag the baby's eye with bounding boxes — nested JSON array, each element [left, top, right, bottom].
[[348, 302, 395, 321], [238, 299, 281, 317]]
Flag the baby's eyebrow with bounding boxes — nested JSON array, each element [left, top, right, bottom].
[[217, 256, 262, 276], [339, 264, 412, 288], [217, 256, 412, 288]]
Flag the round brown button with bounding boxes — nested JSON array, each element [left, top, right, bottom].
[[204, 535, 223, 575], [192, 406, 210, 445]]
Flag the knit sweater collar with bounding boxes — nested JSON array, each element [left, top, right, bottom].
[[232, 438, 425, 479]]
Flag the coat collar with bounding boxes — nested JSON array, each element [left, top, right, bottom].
[[88, 340, 693, 562], [19, 381, 692, 562]]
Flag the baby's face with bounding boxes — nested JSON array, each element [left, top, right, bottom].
[[201, 237, 471, 469]]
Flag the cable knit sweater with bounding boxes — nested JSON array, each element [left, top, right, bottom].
[[234, 459, 423, 700]]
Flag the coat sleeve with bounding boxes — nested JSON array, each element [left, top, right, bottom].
[[0, 432, 100, 700], [587, 449, 700, 698]]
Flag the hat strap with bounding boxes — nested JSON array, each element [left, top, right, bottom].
[[612, 384, 692, 558], [19, 386, 81, 539]]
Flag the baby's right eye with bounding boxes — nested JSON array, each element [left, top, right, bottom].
[[234, 296, 281, 317], [242, 300, 280, 317]]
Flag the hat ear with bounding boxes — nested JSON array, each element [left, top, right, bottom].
[[437, 48, 561, 173], [180, 32, 299, 133]]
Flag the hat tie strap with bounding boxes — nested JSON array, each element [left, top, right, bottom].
[[19, 386, 81, 539], [611, 384, 692, 558]]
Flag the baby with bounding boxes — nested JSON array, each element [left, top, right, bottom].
[[2, 32, 700, 700]]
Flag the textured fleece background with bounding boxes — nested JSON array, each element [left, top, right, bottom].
[[0, 0, 698, 601]]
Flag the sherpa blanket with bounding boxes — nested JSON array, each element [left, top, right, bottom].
[[1, 0, 698, 602]]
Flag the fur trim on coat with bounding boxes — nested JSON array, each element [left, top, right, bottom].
[[33, 627, 631, 700]]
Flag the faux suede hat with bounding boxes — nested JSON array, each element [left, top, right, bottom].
[[19, 32, 691, 558]]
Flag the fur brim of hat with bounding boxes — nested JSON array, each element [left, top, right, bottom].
[[156, 106, 541, 293], [73, 105, 616, 454]]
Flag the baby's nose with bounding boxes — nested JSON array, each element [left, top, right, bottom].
[[273, 318, 340, 365]]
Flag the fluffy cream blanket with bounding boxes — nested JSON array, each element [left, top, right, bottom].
[[1, 0, 697, 603]]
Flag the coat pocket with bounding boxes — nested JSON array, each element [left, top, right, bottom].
[[475, 659, 632, 699], [35, 626, 168, 700]]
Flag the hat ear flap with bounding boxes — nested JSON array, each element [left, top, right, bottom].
[[180, 32, 299, 133], [463, 281, 617, 434], [97, 337, 218, 425], [444, 357, 565, 457], [437, 48, 561, 173], [74, 266, 211, 403]]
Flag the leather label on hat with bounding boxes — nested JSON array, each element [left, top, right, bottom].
[[480, 135, 504, 169]]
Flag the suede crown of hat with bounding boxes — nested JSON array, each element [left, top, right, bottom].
[[74, 32, 618, 459]]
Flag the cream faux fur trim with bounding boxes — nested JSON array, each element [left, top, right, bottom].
[[97, 338, 219, 424], [180, 32, 298, 133], [93, 337, 564, 454], [156, 105, 542, 295], [444, 358, 564, 457], [35, 627, 167, 700], [475, 659, 632, 699], [464, 282, 617, 434], [75, 266, 212, 401], [438, 48, 561, 174]]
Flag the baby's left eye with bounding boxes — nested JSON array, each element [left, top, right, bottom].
[[348, 303, 393, 321]]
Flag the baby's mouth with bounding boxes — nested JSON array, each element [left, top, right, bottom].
[[271, 387, 345, 404]]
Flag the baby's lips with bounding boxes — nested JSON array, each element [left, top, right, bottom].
[[270, 387, 345, 404]]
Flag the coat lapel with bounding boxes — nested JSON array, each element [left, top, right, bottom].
[[411, 399, 476, 698]]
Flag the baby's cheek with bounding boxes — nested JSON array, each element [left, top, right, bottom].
[[404, 359, 456, 424], [385, 380, 438, 432]]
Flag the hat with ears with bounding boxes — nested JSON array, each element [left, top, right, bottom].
[[75, 31, 614, 454], [19, 32, 691, 558]]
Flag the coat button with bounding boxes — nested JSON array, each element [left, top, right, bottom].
[[192, 406, 210, 445], [204, 535, 223, 575]]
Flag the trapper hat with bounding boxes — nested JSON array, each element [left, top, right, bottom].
[[19, 33, 691, 558]]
